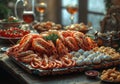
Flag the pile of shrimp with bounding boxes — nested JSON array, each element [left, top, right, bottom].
[[6, 30, 97, 70]]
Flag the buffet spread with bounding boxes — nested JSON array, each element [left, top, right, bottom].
[[0, 17, 120, 83], [5, 27, 120, 77]]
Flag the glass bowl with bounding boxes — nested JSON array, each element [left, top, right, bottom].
[[85, 70, 99, 78]]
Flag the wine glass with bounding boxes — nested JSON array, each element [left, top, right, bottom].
[[22, 11, 35, 32], [66, 4, 78, 24], [36, 2, 47, 22]]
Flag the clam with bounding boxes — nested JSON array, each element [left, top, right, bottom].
[[103, 55, 111, 61], [88, 53, 97, 60], [96, 51, 101, 55], [93, 57, 101, 64], [78, 55, 85, 60], [76, 59, 84, 66], [88, 50, 94, 54], [72, 57, 78, 61], [84, 58, 92, 65], [78, 49, 84, 54], [97, 54, 105, 61], [74, 52, 81, 58], [83, 51, 90, 57]]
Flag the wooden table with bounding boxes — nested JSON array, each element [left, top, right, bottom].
[[0, 40, 108, 84], [0, 54, 104, 84]]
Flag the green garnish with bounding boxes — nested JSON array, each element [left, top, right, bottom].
[[3, 19, 19, 22], [2, 16, 20, 22], [43, 33, 59, 43]]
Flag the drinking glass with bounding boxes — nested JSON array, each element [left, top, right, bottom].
[[22, 11, 35, 32], [23, 11, 34, 24], [22, 0, 35, 32], [36, 2, 47, 22], [66, 4, 78, 24]]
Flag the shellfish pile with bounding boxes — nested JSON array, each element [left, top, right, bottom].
[[33, 21, 62, 33], [93, 46, 120, 60], [6, 30, 97, 70], [71, 49, 112, 66]]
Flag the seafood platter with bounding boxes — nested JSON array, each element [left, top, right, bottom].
[[0, 27, 30, 39], [0, 16, 30, 44], [64, 23, 92, 34], [33, 21, 91, 34], [33, 21, 62, 33], [6, 30, 120, 76], [0, 27, 30, 44], [0, 16, 21, 29]]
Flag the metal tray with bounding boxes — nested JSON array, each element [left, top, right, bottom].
[[9, 56, 86, 76], [9, 56, 120, 76]]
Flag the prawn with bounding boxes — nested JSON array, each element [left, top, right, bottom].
[[31, 57, 42, 68], [6, 44, 20, 56], [56, 39, 68, 56], [60, 57, 73, 67], [17, 50, 34, 58], [39, 54, 49, 69], [19, 54, 37, 63], [65, 37, 79, 51], [32, 38, 49, 54], [17, 34, 33, 53]]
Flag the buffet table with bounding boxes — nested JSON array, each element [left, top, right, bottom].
[[0, 35, 119, 84]]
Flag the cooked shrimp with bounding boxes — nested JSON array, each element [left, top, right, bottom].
[[6, 44, 20, 56], [18, 34, 33, 52], [17, 50, 34, 58], [19, 54, 38, 63], [32, 38, 56, 55], [71, 60, 76, 66], [54, 59, 63, 68], [82, 37, 97, 50], [31, 57, 42, 68], [47, 55, 57, 69], [40, 54, 49, 69], [60, 57, 73, 67], [73, 32, 85, 39], [65, 37, 79, 51], [47, 40, 57, 55], [56, 39, 68, 56], [32, 38, 49, 54], [59, 30, 75, 42], [48, 60, 57, 69], [73, 32, 84, 47]]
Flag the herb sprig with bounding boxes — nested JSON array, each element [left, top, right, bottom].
[[43, 33, 59, 43]]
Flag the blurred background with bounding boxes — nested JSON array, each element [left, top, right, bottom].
[[0, 0, 119, 31]]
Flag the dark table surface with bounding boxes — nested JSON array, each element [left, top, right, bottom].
[[0, 39, 116, 84]]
